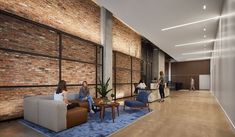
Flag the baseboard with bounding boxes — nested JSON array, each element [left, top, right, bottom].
[[0, 117, 22, 123], [214, 96, 235, 132]]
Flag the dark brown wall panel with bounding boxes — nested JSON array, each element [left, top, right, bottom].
[[62, 34, 96, 63], [0, 87, 56, 121], [0, 14, 59, 57], [171, 60, 210, 89], [0, 51, 59, 86], [61, 60, 96, 85], [0, 0, 101, 44]]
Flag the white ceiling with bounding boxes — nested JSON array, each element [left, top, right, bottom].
[[95, 0, 223, 61]]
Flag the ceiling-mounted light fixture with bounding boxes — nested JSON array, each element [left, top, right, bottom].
[[161, 12, 235, 31], [203, 0, 207, 10], [182, 50, 213, 55], [203, 5, 207, 10], [203, 28, 206, 31], [175, 39, 217, 47], [186, 56, 211, 61]]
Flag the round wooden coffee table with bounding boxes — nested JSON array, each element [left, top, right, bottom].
[[95, 101, 120, 123]]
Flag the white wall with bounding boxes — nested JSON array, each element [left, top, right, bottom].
[[211, 0, 235, 129], [199, 75, 210, 90]]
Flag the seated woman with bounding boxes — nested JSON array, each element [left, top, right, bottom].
[[134, 80, 147, 94], [78, 81, 95, 113], [54, 80, 79, 109]]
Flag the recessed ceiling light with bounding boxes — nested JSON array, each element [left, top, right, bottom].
[[203, 28, 206, 31], [186, 57, 211, 61], [182, 50, 213, 55], [203, 5, 207, 10], [175, 39, 217, 47], [161, 13, 235, 31]]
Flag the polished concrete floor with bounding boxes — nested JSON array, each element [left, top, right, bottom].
[[0, 91, 234, 137]]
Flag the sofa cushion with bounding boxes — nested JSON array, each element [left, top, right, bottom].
[[38, 100, 67, 132], [67, 107, 87, 128], [124, 100, 145, 107]]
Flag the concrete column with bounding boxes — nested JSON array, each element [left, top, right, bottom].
[[152, 49, 159, 79], [158, 50, 165, 77], [168, 62, 171, 82], [100, 7, 113, 97], [152, 49, 165, 79]]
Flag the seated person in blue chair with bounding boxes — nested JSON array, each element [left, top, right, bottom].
[[78, 81, 95, 113], [124, 90, 150, 112], [134, 80, 147, 94]]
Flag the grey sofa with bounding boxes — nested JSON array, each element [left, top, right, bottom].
[[23, 93, 87, 132]]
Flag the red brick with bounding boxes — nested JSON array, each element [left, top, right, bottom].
[[61, 60, 96, 85], [62, 34, 96, 63], [0, 51, 59, 86], [0, 0, 101, 44], [0, 14, 59, 57], [112, 17, 141, 58]]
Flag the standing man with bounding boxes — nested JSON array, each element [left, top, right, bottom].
[[190, 77, 195, 91]]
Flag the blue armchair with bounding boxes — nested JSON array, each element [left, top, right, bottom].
[[124, 90, 150, 112]]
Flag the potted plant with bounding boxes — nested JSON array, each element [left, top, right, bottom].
[[111, 93, 115, 101], [96, 78, 112, 102]]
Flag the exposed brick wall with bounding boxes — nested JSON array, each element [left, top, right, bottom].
[[132, 58, 141, 83], [132, 58, 141, 71], [0, 10, 100, 121], [62, 34, 96, 63], [61, 60, 96, 85], [115, 52, 131, 69], [116, 69, 131, 83], [0, 14, 59, 57], [113, 52, 141, 98], [0, 51, 59, 86], [0, 0, 101, 44], [116, 84, 132, 99], [112, 17, 141, 58], [132, 71, 141, 83], [0, 87, 56, 121]]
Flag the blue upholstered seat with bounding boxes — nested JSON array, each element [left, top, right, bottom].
[[124, 90, 150, 111], [124, 100, 145, 107]]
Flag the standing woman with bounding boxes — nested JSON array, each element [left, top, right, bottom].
[[78, 81, 95, 113], [54, 80, 79, 109], [158, 71, 165, 102]]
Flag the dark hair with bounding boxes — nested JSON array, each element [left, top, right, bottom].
[[82, 81, 88, 85], [82, 81, 89, 91], [139, 80, 143, 84], [56, 80, 67, 94], [160, 71, 164, 76]]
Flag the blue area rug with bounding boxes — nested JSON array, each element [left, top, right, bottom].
[[19, 106, 152, 137]]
